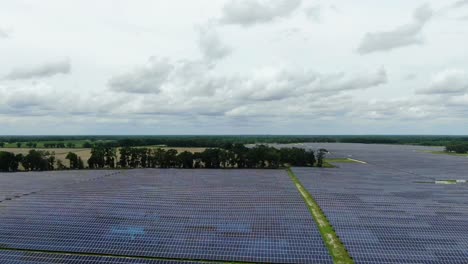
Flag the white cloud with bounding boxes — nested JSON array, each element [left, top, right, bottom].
[[304, 6, 322, 22], [452, 0, 468, 8], [4, 59, 71, 80], [0, 28, 8, 38], [197, 24, 231, 61], [220, 0, 302, 26], [417, 69, 468, 94], [1, 0, 468, 134], [357, 4, 433, 54], [108, 57, 173, 94], [225, 67, 387, 101]]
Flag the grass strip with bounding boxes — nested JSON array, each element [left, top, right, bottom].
[[287, 168, 354, 264], [421, 150, 468, 157], [322, 158, 366, 168]]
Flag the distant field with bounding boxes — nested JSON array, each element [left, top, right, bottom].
[[2, 147, 206, 168], [2, 148, 92, 169], [423, 150, 468, 157], [2, 140, 108, 148], [155, 147, 206, 153]]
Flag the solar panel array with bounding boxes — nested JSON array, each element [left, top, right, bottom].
[[0, 169, 332, 263], [297, 142, 468, 180], [293, 143, 468, 264], [0, 170, 118, 202], [0, 250, 206, 264]]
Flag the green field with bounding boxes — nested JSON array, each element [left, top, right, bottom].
[[423, 151, 468, 157]]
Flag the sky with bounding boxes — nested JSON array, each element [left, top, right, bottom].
[[0, 0, 468, 135]]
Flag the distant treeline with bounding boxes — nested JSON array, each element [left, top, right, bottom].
[[445, 143, 468, 154], [1, 135, 468, 148], [0, 145, 325, 172], [0, 150, 56, 172]]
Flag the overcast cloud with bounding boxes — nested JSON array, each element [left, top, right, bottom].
[[357, 4, 433, 54], [220, 0, 302, 26], [4, 59, 71, 80], [0, 28, 8, 38], [0, 0, 467, 135]]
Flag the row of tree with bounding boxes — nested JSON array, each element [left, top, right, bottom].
[[0, 150, 56, 172], [86, 144, 323, 169], [445, 143, 468, 154], [0, 142, 82, 148], [0, 145, 326, 172]]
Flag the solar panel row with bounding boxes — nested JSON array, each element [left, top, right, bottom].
[[0, 250, 208, 264], [0, 170, 119, 202], [0, 169, 332, 263], [294, 158, 468, 264]]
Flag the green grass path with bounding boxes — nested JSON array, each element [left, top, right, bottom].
[[287, 168, 354, 264]]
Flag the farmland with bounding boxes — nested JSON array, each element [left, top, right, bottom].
[[0, 143, 467, 263], [1, 147, 206, 169]]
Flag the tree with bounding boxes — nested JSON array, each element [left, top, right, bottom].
[[446, 143, 468, 154], [0, 142, 4, 148], [16, 142, 22, 148], [177, 151, 194, 168], [317, 150, 325, 168], [83, 142, 93, 148], [66, 152, 79, 169], [77, 157, 85, 169], [56, 159, 67, 170], [21, 150, 54, 171], [119, 147, 130, 168], [279, 148, 315, 167], [104, 147, 117, 168], [153, 148, 166, 168], [88, 146, 106, 169], [47, 155, 56, 170], [165, 149, 178, 168], [0, 151, 21, 172]]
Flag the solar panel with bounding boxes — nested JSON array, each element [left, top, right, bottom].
[[0, 169, 332, 263], [0, 170, 118, 202], [293, 143, 468, 264], [0, 250, 208, 264]]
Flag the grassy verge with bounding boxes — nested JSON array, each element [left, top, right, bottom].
[[322, 158, 365, 168], [421, 151, 468, 157], [325, 158, 358, 163], [287, 168, 354, 264]]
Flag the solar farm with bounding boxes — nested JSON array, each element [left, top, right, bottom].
[[294, 143, 468, 263], [1, 143, 468, 263]]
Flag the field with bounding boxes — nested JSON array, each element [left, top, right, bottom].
[[1, 147, 206, 168], [422, 150, 468, 157], [1, 143, 468, 263]]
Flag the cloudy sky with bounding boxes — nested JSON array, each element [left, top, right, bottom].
[[1, 0, 468, 135]]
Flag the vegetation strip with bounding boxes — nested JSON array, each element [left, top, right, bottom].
[[346, 158, 367, 164], [0, 247, 254, 264], [287, 168, 354, 264], [422, 150, 468, 157]]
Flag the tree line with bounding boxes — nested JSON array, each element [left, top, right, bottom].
[[0, 150, 56, 172], [87, 144, 322, 169], [0, 145, 326, 172], [445, 143, 468, 154], [3, 135, 468, 149]]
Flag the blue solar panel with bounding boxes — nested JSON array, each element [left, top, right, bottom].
[[0, 169, 332, 263], [0, 250, 207, 264], [293, 143, 468, 264]]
